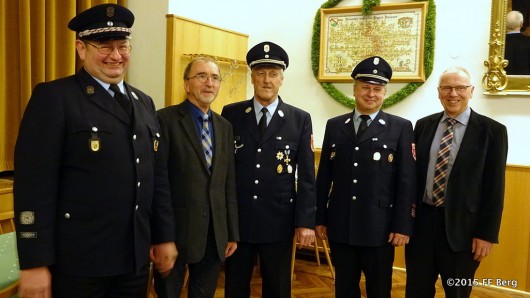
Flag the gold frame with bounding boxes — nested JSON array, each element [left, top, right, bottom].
[[483, 0, 530, 95], [318, 2, 427, 83]]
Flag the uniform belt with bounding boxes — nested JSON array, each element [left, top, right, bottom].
[[421, 202, 445, 212]]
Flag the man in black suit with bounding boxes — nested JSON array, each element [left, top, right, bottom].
[[222, 41, 316, 298], [505, 10, 530, 75], [154, 57, 239, 297], [315, 56, 416, 298], [14, 4, 177, 297], [405, 67, 508, 298]]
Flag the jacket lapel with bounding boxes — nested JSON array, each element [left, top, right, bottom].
[[178, 103, 211, 172], [243, 101, 260, 143], [356, 111, 387, 144], [340, 113, 356, 143], [76, 68, 131, 125], [260, 98, 286, 144]]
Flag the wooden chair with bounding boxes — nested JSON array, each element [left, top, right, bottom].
[[0, 211, 15, 235], [291, 236, 335, 281]]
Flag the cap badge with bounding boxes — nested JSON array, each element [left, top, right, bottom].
[[264, 44, 270, 52], [107, 21, 113, 27], [106, 7, 115, 17], [373, 57, 380, 65]]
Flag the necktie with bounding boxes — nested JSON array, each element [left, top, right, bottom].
[[201, 114, 213, 169], [432, 118, 457, 206], [109, 84, 132, 118], [356, 115, 370, 138], [258, 107, 268, 137]]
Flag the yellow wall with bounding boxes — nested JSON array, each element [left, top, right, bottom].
[[165, 15, 248, 113]]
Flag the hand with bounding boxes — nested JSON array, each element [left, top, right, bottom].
[[472, 238, 493, 261], [225, 241, 238, 257], [295, 227, 315, 248], [315, 225, 328, 240], [388, 232, 410, 247], [150, 242, 178, 277], [18, 266, 52, 298]]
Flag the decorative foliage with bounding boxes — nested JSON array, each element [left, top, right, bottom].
[[311, 0, 436, 109]]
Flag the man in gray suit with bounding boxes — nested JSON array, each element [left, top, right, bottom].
[[154, 57, 239, 297]]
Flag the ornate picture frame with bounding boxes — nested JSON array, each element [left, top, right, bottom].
[[482, 0, 530, 95], [318, 2, 428, 83]]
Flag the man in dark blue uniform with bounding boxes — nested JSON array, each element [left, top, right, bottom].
[[14, 4, 176, 297], [315, 56, 416, 298], [222, 41, 316, 298]]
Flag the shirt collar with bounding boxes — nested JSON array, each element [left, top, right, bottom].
[[187, 100, 211, 120], [353, 109, 379, 122], [253, 97, 279, 117], [441, 107, 471, 126]]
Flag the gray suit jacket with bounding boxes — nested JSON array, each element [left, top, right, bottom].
[[157, 100, 239, 263]]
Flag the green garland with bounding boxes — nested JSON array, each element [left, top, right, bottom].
[[311, 0, 436, 109]]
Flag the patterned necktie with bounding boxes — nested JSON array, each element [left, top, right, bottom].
[[201, 114, 213, 169], [357, 115, 370, 138], [109, 84, 132, 118], [432, 118, 457, 206], [258, 107, 268, 137]]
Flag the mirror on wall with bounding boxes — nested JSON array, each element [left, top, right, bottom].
[[483, 0, 530, 95]]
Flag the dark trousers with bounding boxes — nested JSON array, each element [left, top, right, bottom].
[[405, 203, 480, 298], [51, 264, 149, 298], [154, 229, 222, 298], [329, 241, 394, 298], [224, 241, 293, 298]]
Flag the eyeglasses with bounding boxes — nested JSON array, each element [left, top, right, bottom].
[[85, 41, 132, 55], [187, 73, 222, 84], [439, 85, 472, 93]]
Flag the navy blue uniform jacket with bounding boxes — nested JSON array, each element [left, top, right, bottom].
[[14, 68, 175, 276], [222, 98, 316, 243], [316, 111, 416, 246]]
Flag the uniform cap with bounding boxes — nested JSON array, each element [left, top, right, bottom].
[[246, 41, 289, 70], [68, 4, 134, 41], [351, 56, 392, 85]]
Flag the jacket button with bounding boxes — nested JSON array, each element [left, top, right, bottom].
[[133, 134, 137, 140], [355, 147, 359, 151], [354, 163, 358, 167], [253, 195, 258, 200], [257, 148, 262, 152], [353, 179, 358, 183], [256, 164, 260, 168], [137, 182, 141, 188], [64, 213, 71, 219], [352, 196, 357, 201], [135, 205, 139, 211], [254, 180, 259, 184], [136, 158, 140, 164]]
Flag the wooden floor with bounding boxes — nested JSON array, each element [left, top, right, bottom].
[[176, 257, 530, 298]]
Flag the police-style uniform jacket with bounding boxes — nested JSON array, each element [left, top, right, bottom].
[[14, 68, 175, 276], [316, 110, 416, 246], [221, 97, 316, 243]]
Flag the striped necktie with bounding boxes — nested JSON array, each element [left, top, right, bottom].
[[432, 118, 457, 206], [201, 114, 213, 169]]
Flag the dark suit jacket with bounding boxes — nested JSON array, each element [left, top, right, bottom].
[[505, 33, 530, 75], [221, 98, 316, 243], [157, 100, 239, 263], [413, 109, 508, 251], [316, 111, 416, 246], [14, 68, 175, 276]]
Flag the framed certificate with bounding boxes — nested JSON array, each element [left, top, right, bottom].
[[319, 2, 428, 82]]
